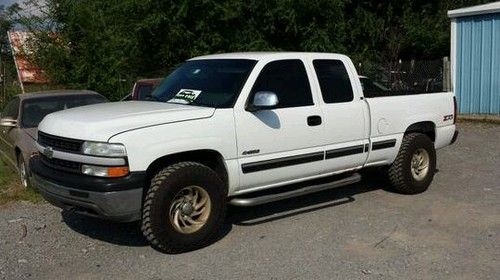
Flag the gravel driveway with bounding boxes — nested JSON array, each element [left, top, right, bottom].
[[0, 122, 499, 280]]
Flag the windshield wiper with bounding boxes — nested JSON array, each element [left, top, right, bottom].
[[165, 99, 211, 108]]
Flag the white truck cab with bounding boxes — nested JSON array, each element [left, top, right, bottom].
[[31, 52, 458, 253]]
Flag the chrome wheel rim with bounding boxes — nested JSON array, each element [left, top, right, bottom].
[[169, 186, 211, 234], [411, 148, 429, 181], [19, 162, 28, 188]]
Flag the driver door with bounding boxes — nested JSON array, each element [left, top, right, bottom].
[[233, 59, 325, 191]]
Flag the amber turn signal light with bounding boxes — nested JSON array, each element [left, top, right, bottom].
[[82, 164, 129, 177], [107, 166, 130, 177]]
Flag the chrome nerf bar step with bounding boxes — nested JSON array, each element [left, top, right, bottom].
[[229, 173, 362, 207]]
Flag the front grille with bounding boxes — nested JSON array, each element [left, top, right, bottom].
[[38, 132, 83, 153], [41, 155, 81, 173]]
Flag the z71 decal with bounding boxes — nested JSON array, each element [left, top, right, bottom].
[[242, 149, 260, 155], [443, 114, 454, 121]]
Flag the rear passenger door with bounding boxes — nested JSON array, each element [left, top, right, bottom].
[[234, 59, 325, 191], [311, 59, 369, 173]]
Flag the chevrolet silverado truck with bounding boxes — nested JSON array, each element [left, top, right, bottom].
[[31, 52, 458, 253]]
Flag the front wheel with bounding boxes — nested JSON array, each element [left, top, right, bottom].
[[141, 162, 226, 253], [387, 133, 436, 194]]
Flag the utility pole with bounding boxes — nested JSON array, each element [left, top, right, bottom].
[[443, 57, 451, 92], [0, 51, 2, 103], [2, 58, 5, 101], [7, 31, 24, 94], [0, 49, 4, 103]]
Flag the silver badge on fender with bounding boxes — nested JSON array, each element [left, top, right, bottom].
[[43, 147, 54, 159]]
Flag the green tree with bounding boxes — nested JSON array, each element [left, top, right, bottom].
[[5, 0, 495, 99], [1, 4, 22, 104]]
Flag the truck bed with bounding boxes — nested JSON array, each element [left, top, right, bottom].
[[363, 91, 456, 166]]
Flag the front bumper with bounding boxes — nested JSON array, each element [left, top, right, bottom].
[[30, 156, 144, 222]]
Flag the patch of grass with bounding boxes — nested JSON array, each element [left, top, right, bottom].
[[0, 161, 42, 206]]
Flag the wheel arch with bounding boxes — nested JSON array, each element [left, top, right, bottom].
[[144, 149, 229, 194], [404, 121, 436, 142]]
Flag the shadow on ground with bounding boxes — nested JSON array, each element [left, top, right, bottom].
[[61, 170, 386, 249], [61, 211, 148, 247]]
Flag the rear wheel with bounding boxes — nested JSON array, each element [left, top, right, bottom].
[[141, 162, 226, 253], [17, 156, 30, 189], [387, 133, 436, 194]]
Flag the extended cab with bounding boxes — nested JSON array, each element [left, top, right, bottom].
[[31, 52, 458, 253]]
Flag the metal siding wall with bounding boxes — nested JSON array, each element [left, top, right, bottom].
[[456, 13, 500, 114], [493, 16, 500, 114]]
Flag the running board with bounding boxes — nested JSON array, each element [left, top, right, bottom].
[[229, 173, 362, 207]]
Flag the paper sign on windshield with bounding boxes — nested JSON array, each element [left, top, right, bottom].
[[169, 89, 202, 104]]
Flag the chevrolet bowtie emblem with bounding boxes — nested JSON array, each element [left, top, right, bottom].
[[43, 146, 54, 159]]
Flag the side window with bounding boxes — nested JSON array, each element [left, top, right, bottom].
[[251, 60, 313, 108], [313, 60, 354, 103], [2, 97, 20, 119]]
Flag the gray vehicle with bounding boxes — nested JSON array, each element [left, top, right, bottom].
[[0, 90, 107, 187]]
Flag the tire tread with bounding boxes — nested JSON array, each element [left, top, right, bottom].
[[387, 133, 435, 194], [141, 161, 225, 253]]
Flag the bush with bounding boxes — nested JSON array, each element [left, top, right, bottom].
[[4, 0, 492, 100]]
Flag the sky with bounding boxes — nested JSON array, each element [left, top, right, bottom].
[[0, 0, 19, 8], [0, 0, 43, 11], [1, 0, 45, 28]]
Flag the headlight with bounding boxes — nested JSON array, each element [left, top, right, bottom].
[[82, 141, 127, 157], [82, 164, 129, 178]]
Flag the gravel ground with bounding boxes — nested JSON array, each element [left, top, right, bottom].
[[0, 122, 499, 280]]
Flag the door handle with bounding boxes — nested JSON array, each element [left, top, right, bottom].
[[307, 115, 322, 126]]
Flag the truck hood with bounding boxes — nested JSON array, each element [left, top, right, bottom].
[[38, 101, 216, 142]]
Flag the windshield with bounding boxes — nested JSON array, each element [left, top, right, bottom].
[[151, 59, 257, 108], [21, 94, 107, 128]]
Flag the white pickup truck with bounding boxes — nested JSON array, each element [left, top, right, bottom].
[[31, 52, 458, 253]]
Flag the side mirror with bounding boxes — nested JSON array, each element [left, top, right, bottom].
[[247, 91, 279, 112], [0, 117, 17, 128]]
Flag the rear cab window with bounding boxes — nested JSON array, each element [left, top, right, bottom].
[[313, 60, 354, 103], [136, 84, 154, 100]]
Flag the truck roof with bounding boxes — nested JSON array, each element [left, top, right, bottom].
[[135, 78, 162, 84], [190, 52, 347, 61]]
